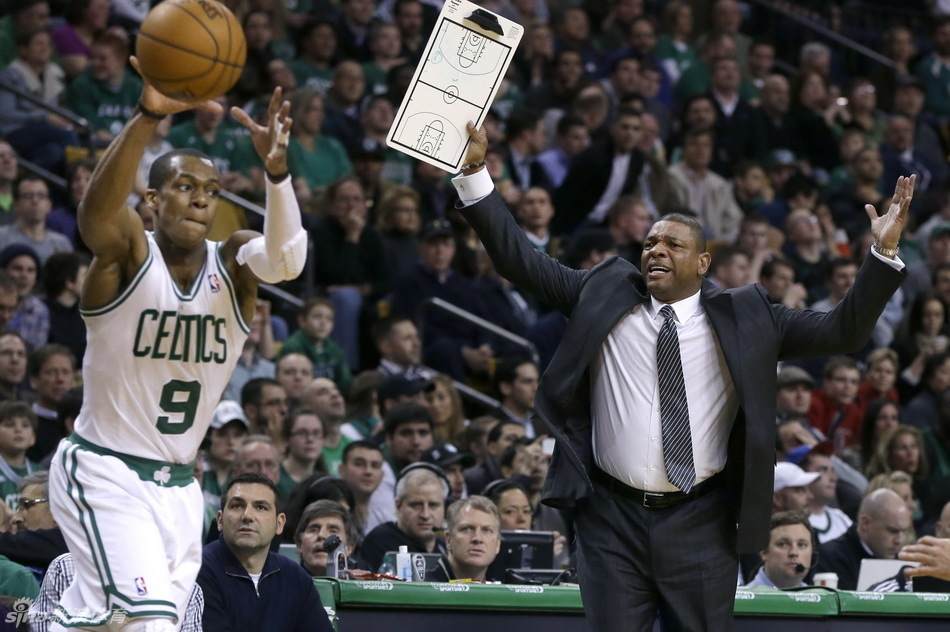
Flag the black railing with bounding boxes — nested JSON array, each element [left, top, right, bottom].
[[0, 77, 94, 151]]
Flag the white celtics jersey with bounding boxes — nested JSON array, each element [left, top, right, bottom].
[[74, 234, 249, 463]]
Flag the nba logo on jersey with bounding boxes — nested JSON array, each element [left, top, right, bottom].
[[208, 273, 221, 293], [134, 577, 148, 596]]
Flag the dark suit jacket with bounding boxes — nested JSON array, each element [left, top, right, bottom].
[[553, 142, 645, 236], [815, 524, 875, 590], [460, 191, 904, 553]]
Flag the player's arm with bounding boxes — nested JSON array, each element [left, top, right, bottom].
[[80, 56, 225, 306], [223, 88, 307, 321]]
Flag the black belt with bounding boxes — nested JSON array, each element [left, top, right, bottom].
[[593, 468, 722, 511]]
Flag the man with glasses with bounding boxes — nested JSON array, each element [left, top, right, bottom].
[[0, 471, 68, 577], [0, 175, 72, 263], [808, 356, 863, 451]]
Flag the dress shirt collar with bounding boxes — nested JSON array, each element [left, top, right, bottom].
[[649, 288, 701, 325]]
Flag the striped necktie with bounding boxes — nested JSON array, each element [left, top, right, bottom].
[[657, 305, 696, 492]]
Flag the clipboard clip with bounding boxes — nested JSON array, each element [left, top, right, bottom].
[[465, 8, 504, 36]]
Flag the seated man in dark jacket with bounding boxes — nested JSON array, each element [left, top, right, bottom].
[[815, 488, 911, 590], [427, 496, 501, 582], [197, 473, 333, 632], [0, 471, 68, 581]]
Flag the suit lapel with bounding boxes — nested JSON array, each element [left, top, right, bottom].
[[701, 281, 744, 401], [545, 265, 647, 400]]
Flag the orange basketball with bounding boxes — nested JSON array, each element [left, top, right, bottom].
[[135, 0, 246, 101]]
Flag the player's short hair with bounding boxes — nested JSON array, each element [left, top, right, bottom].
[[148, 149, 215, 190], [342, 439, 383, 463], [299, 296, 335, 319], [446, 495, 500, 532], [0, 401, 37, 432], [18, 470, 48, 495], [241, 377, 281, 408], [395, 467, 449, 502], [221, 472, 282, 514], [294, 499, 358, 547], [27, 343, 74, 379]]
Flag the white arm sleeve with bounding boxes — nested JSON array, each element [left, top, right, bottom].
[[236, 175, 307, 283]]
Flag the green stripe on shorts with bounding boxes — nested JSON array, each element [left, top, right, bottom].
[[68, 433, 195, 487]]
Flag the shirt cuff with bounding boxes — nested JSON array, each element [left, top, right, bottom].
[[451, 168, 494, 206], [868, 245, 905, 271]]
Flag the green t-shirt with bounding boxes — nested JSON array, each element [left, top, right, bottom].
[[322, 435, 354, 477], [0, 17, 16, 68], [287, 135, 353, 192], [0, 554, 39, 600], [289, 59, 334, 96], [167, 121, 257, 176], [278, 462, 299, 502], [279, 330, 353, 393], [0, 459, 42, 512], [66, 70, 143, 137]]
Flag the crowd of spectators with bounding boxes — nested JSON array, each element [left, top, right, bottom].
[[2, 0, 950, 615]]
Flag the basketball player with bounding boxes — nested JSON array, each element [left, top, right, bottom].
[[47, 60, 307, 631]]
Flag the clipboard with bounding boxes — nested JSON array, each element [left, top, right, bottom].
[[386, 0, 523, 173]]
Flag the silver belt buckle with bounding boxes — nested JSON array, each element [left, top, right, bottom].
[[643, 491, 663, 509]]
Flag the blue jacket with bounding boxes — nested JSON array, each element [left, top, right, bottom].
[[197, 538, 332, 632]]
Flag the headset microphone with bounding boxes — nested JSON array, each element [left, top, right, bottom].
[[795, 564, 807, 574]]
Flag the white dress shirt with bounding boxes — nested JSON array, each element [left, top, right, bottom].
[[592, 291, 739, 492]]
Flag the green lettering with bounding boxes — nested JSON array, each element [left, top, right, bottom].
[[180, 314, 195, 362], [214, 318, 227, 364], [133, 310, 158, 357], [151, 310, 176, 359], [201, 316, 215, 363], [168, 314, 184, 361]]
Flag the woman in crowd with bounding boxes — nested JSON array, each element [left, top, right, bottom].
[[377, 186, 422, 283], [287, 88, 352, 202], [892, 291, 950, 400], [279, 408, 329, 501], [425, 374, 467, 445]]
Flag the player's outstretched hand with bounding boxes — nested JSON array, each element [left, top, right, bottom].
[[231, 87, 292, 178], [866, 174, 915, 255], [130, 56, 224, 116], [461, 121, 488, 174], [899, 536, 950, 580]]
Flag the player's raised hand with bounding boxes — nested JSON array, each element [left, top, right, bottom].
[[461, 121, 488, 174], [130, 56, 224, 116], [231, 87, 292, 177], [866, 174, 916, 255]]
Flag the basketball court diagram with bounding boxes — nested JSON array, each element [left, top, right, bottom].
[[388, 0, 522, 172]]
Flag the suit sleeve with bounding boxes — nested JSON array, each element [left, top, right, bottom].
[[456, 188, 587, 317], [773, 254, 905, 359]]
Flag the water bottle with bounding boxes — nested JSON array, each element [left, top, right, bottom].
[[396, 545, 412, 582]]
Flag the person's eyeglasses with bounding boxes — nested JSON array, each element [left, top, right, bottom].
[[16, 497, 48, 511], [291, 430, 323, 440]]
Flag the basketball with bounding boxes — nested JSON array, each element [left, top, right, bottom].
[[135, 0, 246, 101]]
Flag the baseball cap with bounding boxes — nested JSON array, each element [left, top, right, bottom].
[[421, 443, 475, 469], [895, 75, 923, 91], [765, 148, 797, 170], [349, 137, 387, 161], [419, 219, 454, 242], [931, 224, 950, 241], [210, 400, 249, 430], [785, 440, 834, 466], [0, 243, 40, 270], [777, 366, 816, 389], [377, 375, 431, 403], [773, 462, 820, 492]]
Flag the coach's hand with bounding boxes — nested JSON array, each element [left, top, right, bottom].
[[461, 122, 488, 175], [867, 174, 915, 256]]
